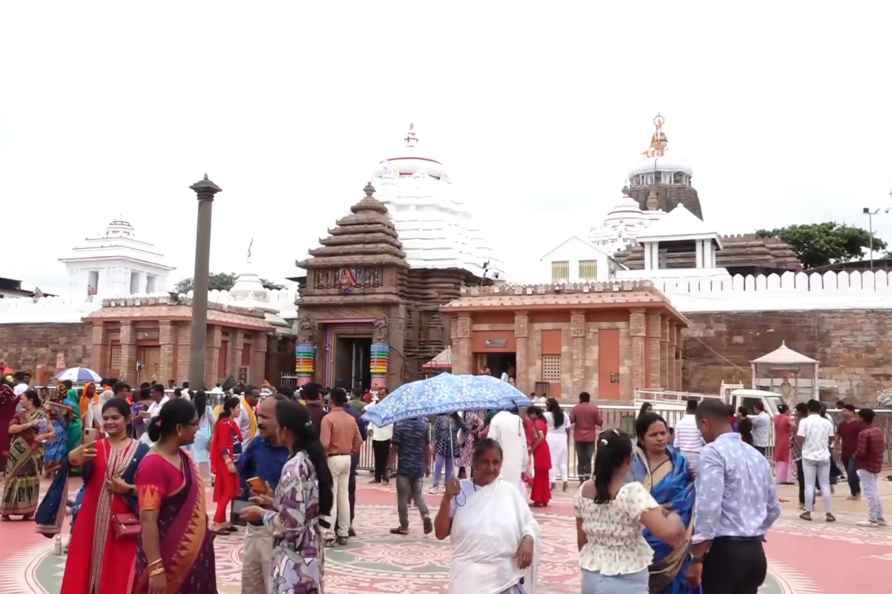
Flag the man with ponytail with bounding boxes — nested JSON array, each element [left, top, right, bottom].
[[687, 399, 781, 594]]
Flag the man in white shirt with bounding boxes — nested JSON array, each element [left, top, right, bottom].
[[747, 402, 772, 456], [673, 399, 705, 475], [140, 384, 170, 445], [796, 399, 836, 522]]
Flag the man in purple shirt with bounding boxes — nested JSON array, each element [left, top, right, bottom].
[[688, 399, 780, 594]]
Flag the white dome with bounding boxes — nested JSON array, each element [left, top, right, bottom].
[[628, 155, 693, 178], [604, 194, 646, 222], [105, 218, 136, 239]]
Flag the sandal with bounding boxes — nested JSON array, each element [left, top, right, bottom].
[[826, 513, 836, 523], [389, 527, 409, 535], [799, 511, 812, 521]]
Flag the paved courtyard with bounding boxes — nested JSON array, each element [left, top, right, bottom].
[[0, 474, 889, 593]]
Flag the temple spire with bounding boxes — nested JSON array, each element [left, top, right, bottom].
[[403, 122, 418, 148], [642, 113, 668, 157]]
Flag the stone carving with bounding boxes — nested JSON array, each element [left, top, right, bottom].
[[313, 267, 384, 291], [514, 312, 529, 338], [373, 318, 389, 342], [297, 318, 317, 343]]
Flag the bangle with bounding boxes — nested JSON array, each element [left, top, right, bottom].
[[149, 566, 166, 577], [147, 559, 163, 570]]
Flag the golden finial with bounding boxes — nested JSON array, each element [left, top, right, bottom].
[[642, 113, 668, 157]]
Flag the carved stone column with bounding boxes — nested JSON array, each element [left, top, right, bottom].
[[514, 311, 530, 393], [453, 313, 473, 375], [158, 321, 175, 384], [119, 321, 136, 384], [675, 325, 685, 391], [90, 322, 106, 376], [646, 312, 662, 389], [660, 317, 671, 389], [570, 310, 586, 397], [629, 309, 647, 393], [205, 325, 222, 388]]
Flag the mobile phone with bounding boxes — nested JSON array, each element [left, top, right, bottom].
[[247, 477, 270, 495], [84, 428, 98, 444]]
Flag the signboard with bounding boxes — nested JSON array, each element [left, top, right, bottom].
[[484, 338, 507, 348]]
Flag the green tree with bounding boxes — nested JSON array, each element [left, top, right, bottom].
[[756, 223, 887, 269], [174, 272, 238, 293]]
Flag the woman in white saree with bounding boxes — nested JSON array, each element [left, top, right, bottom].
[[435, 438, 540, 594]]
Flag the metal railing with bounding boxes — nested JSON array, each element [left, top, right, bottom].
[[355, 404, 892, 477]]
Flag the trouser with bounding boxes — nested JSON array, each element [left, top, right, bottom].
[[575, 441, 595, 481], [432, 452, 454, 487], [373, 440, 391, 481], [829, 450, 843, 484], [325, 454, 352, 538], [547, 433, 568, 482], [241, 523, 274, 594], [843, 455, 861, 496], [702, 538, 767, 594], [857, 469, 885, 522], [581, 568, 647, 594], [396, 475, 429, 529], [803, 458, 832, 513], [349, 453, 358, 525], [796, 459, 805, 505]]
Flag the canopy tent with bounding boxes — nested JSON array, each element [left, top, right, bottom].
[[751, 341, 819, 402], [422, 346, 452, 372]]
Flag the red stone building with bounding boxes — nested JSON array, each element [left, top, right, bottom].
[[85, 296, 291, 387], [441, 281, 687, 400]]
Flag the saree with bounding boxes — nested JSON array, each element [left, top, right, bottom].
[[64, 389, 83, 451], [0, 384, 18, 472], [529, 418, 551, 506], [449, 479, 540, 594], [773, 414, 794, 484], [133, 449, 217, 594], [631, 446, 697, 594], [35, 415, 73, 537], [1, 409, 45, 517], [61, 437, 149, 594]]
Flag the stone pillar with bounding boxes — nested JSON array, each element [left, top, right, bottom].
[[159, 321, 175, 384], [90, 322, 106, 375], [119, 321, 136, 384], [646, 312, 662, 389], [660, 318, 671, 389], [453, 314, 473, 375], [205, 325, 221, 388], [629, 310, 647, 394], [570, 310, 586, 397], [189, 174, 222, 390], [230, 330, 244, 380], [514, 311, 530, 393], [252, 331, 268, 384], [675, 325, 685, 391]]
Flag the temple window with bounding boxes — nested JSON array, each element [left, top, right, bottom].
[[129, 271, 140, 295], [579, 260, 598, 281], [87, 270, 99, 296], [541, 354, 561, 382], [551, 261, 569, 283]]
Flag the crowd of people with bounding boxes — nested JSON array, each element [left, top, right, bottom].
[[0, 369, 888, 594]]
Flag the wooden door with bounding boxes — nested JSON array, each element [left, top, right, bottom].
[[137, 346, 161, 384], [598, 329, 620, 399]]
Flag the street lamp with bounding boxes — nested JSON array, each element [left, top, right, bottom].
[[862, 206, 892, 271]]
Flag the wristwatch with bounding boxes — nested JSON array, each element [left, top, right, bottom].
[[688, 553, 704, 564]]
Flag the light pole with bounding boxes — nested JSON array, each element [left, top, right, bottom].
[[189, 174, 222, 390], [863, 206, 891, 271]]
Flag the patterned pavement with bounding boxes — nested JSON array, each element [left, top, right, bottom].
[[0, 476, 889, 593]]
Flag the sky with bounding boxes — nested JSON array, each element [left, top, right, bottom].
[[2, 1, 892, 295]]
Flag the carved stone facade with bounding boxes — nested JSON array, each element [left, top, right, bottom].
[[441, 282, 687, 400]]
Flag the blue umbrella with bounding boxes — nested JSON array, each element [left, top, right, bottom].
[[362, 373, 531, 427], [53, 367, 103, 383]]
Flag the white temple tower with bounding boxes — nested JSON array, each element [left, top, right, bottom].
[[371, 124, 502, 278], [59, 218, 174, 300]]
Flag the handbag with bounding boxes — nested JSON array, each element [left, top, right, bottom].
[[111, 512, 141, 538]]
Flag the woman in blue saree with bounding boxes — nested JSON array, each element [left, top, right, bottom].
[[35, 388, 82, 537], [632, 412, 696, 594]]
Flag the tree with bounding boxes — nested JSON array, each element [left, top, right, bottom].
[[174, 273, 238, 293], [756, 223, 887, 269]]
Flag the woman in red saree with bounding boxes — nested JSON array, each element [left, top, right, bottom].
[[527, 406, 552, 506], [210, 396, 241, 532], [134, 398, 217, 594], [61, 398, 149, 594], [773, 404, 795, 484]]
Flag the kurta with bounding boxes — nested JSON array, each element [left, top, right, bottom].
[[486, 411, 529, 493]]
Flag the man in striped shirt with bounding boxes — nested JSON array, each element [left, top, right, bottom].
[[674, 399, 706, 476]]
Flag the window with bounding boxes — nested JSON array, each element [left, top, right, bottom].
[[578, 260, 597, 281], [541, 355, 561, 382], [242, 344, 252, 367], [551, 261, 569, 283], [129, 272, 140, 295], [146, 275, 157, 293], [87, 271, 99, 296]]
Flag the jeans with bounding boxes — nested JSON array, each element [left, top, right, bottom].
[[843, 455, 861, 496], [432, 452, 454, 488], [396, 475, 430, 529], [575, 441, 595, 481], [857, 469, 885, 522], [803, 458, 832, 514], [373, 440, 391, 482], [702, 538, 767, 594], [796, 459, 805, 505], [326, 454, 352, 538], [581, 568, 647, 594]]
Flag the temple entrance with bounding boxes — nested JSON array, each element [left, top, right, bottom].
[[335, 336, 372, 392], [476, 353, 516, 381]]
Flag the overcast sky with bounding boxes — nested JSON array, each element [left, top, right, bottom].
[[3, 2, 891, 294]]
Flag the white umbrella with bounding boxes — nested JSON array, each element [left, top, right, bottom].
[[53, 367, 103, 383]]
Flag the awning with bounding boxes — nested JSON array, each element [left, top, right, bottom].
[[422, 346, 452, 370]]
